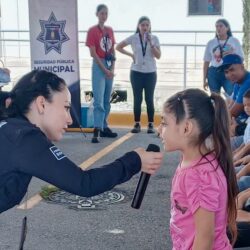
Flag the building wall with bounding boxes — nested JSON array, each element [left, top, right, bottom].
[[1, 0, 244, 31]]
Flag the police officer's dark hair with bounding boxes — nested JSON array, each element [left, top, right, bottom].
[[96, 4, 108, 14], [215, 18, 232, 37], [0, 70, 66, 121]]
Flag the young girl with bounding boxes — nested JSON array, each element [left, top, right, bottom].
[[116, 16, 161, 134], [86, 4, 117, 143], [158, 89, 238, 249]]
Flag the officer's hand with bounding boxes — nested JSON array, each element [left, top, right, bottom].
[[134, 147, 163, 175]]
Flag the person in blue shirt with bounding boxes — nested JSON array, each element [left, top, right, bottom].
[[0, 66, 11, 90], [0, 70, 163, 213], [220, 54, 250, 136]]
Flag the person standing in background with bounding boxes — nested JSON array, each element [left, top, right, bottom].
[[203, 19, 244, 96], [86, 4, 117, 143], [116, 16, 161, 134]]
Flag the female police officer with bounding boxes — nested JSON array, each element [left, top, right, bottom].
[[0, 70, 163, 213]]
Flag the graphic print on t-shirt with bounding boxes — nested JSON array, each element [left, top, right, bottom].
[[212, 44, 234, 63], [99, 36, 112, 53], [174, 199, 188, 214]]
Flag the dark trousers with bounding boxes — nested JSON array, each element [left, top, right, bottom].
[[130, 70, 157, 123], [234, 222, 250, 248], [228, 222, 250, 248]]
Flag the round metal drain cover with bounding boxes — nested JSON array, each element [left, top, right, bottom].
[[46, 189, 130, 210]]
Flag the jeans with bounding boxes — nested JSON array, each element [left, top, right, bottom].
[[235, 165, 244, 174], [130, 70, 157, 123], [207, 66, 233, 95], [92, 60, 113, 129], [0, 68, 10, 83], [231, 136, 244, 151], [238, 176, 250, 192]]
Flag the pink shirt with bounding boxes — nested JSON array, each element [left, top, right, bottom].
[[170, 154, 232, 250]]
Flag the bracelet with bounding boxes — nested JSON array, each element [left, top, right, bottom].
[[151, 45, 155, 49]]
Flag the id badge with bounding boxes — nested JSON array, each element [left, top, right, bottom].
[[106, 60, 112, 68]]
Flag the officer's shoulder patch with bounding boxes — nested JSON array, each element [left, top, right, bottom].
[[49, 146, 66, 160], [0, 121, 7, 128]]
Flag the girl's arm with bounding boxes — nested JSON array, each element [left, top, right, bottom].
[[233, 143, 245, 157], [192, 208, 215, 250], [110, 46, 116, 74], [147, 34, 161, 59], [234, 154, 250, 166], [237, 210, 250, 222], [237, 189, 250, 222], [237, 188, 250, 210], [116, 41, 134, 61], [150, 45, 161, 59], [236, 163, 250, 180], [230, 103, 244, 118], [230, 117, 238, 137], [234, 143, 250, 162]]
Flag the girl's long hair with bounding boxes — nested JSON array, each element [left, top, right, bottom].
[[165, 88, 238, 245]]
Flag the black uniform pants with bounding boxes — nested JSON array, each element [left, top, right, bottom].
[[130, 70, 157, 123]]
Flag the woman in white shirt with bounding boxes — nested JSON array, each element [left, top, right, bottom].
[[116, 16, 161, 133], [203, 19, 244, 95]]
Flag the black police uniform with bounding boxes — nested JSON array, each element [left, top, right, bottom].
[[0, 117, 141, 213]]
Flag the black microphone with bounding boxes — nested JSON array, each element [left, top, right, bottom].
[[131, 144, 160, 209]]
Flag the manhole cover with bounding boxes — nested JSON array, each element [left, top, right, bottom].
[[45, 189, 131, 210]]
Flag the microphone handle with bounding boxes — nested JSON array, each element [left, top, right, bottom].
[[131, 143, 160, 209], [131, 172, 150, 209]]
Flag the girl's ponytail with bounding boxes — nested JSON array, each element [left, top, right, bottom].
[[211, 93, 238, 245]]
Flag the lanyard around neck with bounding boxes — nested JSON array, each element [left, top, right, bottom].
[[139, 33, 147, 57], [217, 36, 229, 57]]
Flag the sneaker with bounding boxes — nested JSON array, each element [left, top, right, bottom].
[[100, 127, 118, 138], [147, 123, 155, 134], [91, 128, 100, 143], [131, 123, 141, 133]]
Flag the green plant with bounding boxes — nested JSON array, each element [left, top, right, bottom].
[[243, 0, 250, 69], [40, 185, 59, 199]]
